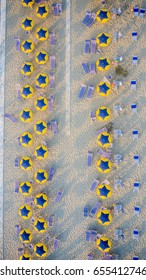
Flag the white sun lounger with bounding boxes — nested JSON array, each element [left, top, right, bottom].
[[131, 103, 137, 113], [82, 11, 91, 26], [84, 40, 91, 54], [86, 13, 96, 28], [16, 84, 22, 100], [14, 37, 20, 51], [90, 230, 97, 242], [85, 230, 91, 241], [90, 201, 101, 218], [133, 181, 140, 192], [130, 80, 137, 90], [133, 229, 139, 240], [82, 62, 90, 74], [78, 84, 87, 99], [134, 206, 141, 215], [134, 155, 139, 164], [88, 253, 93, 260], [132, 130, 139, 140], [91, 38, 96, 53], [132, 56, 138, 66], [84, 206, 89, 217], [86, 85, 94, 99], [14, 180, 19, 193], [55, 190, 63, 203], [49, 32, 55, 46], [49, 72, 55, 89], [90, 62, 96, 74], [4, 113, 17, 123], [50, 55, 56, 69], [132, 32, 138, 41], [90, 179, 99, 192], [139, 9, 145, 18], [87, 151, 93, 166], [90, 111, 96, 121]]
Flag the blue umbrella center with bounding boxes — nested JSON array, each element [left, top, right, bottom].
[[99, 239, 110, 250], [99, 160, 110, 171], [36, 245, 46, 256], [37, 29, 47, 38], [22, 134, 31, 144], [35, 221, 45, 231], [99, 59, 109, 69], [23, 18, 32, 28], [37, 75, 46, 85], [22, 64, 31, 73], [99, 186, 110, 197], [22, 87, 32, 96], [99, 83, 110, 94], [36, 172, 46, 182], [98, 10, 108, 20], [22, 41, 32, 51], [98, 109, 109, 119], [21, 111, 31, 121], [99, 134, 109, 145], [36, 147, 46, 157], [22, 255, 30, 260], [20, 206, 30, 217], [22, 159, 31, 169], [36, 196, 47, 206], [99, 212, 110, 224], [20, 231, 31, 241], [38, 6, 47, 16], [37, 52, 46, 62], [98, 33, 109, 44], [23, 0, 33, 4], [36, 122, 46, 133], [21, 183, 31, 194], [36, 99, 46, 109]]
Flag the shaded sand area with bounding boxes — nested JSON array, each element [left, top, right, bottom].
[[3, 0, 146, 260]]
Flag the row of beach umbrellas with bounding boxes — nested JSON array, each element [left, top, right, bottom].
[[22, 0, 49, 19]]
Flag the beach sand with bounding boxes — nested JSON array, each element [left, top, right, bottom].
[[3, 0, 146, 259]]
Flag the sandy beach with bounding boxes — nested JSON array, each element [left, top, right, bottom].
[[3, 0, 146, 260]]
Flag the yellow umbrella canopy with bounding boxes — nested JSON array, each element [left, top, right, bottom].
[[96, 184, 112, 199], [96, 58, 110, 71], [21, 40, 34, 54], [20, 132, 33, 147], [19, 229, 32, 243], [34, 170, 48, 184], [34, 97, 48, 111], [22, 17, 34, 31], [20, 62, 34, 76], [34, 218, 48, 233], [19, 254, 32, 260], [96, 157, 112, 173], [96, 209, 112, 226], [22, 0, 34, 8], [19, 204, 32, 220], [96, 106, 111, 121], [96, 236, 112, 252], [36, 27, 49, 41], [96, 9, 110, 23], [34, 120, 47, 135], [35, 51, 48, 65], [36, 73, 49, 88], [97, 132, 112, 148], [34, 243, 48, 258], [35, 145, 48, 160], [36, 5, 49, 18], [20, 156, 33, 171], [19, 181, 33, 196], [34, 193, 48, 208], [96, 33, 110, 47], [96, 81, 111, 97], [21, 85, 34, 99], [20, 108, 33, 122]]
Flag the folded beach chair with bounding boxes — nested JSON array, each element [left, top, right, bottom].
[[114, 130, 123, 139], [4, 113, 17, 123], [90, 111, 96, 121], [133, 229, 139, 240], [48, 167, 55, 181], [134, 155, 139, 164], [130, 80, 137, 90], [82, 62, 90, 74], [49, 72, 55, 89], [86, 13, 96, 28], [50, 55, 56, 69], [84, 206, 89, 217], [14, 158, 19, 167], [14, 37, 20, 51], [114, 229, 123, 240], [51, 120, 58, 134], [85, 230, 91, 241], [84, 40, 91, 54], [55, 190, 63, 202], [133, 181, 140, 192], [131, 103, 137, 113], [139, 9, 145, 18], [49, 32, 55, 46], [91, 38, 96, 53], [82, 11, 91, 26], [90, 201, 101, 218], [132, 32, 138, 41], [54, 238, 59, 250], [134, 206, 141, 215], [87, 151, 93, 166], [14, 181, 19, 193], [90, 179, 99, 192], [132, 56, 138, 66], [78, 84, 87, 99], [90, 230, 97, 242], [88, 253, 93, 260], [15, 224, 21, 237], [16, 84, 22, 100], [133, 130, 139, 140], [133, 256, 139, 260], [89, 62, 96, 74], [86, 85, 94, 99], [133, 7, 139, 16], [96, 127, 107, 137]]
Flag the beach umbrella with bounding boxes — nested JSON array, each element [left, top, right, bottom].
[[96, 157, 112, 173], [20, 108, 33, 122], [96, 81, 111, 97], [96, 58, 110, 71], [34, 243, 48, 258], [20, 156, 33, 171], [21, 85, 34, 99], [96, 106, 111, 121], [19, 229, 32, 243], [34, 120, 47, 135], [21, 62, 34, 76], [34, 193, 48, 208], [20, 132, 33, 147], [21, 40, 34, 54], [34, 218, 48, 233], [19, 205, 32, 220], [19, 181, 33, 196], [96, 33, 110, 47], [96, 184, 112, 199], [36, 27, 49, 41], [34, 170, 48, 184], [97, 210, 112, 226], [34, 145, 48, 160], [34, 97, 48, 111], [36, 5, 49, 18], [97, 132, 112, 148], [96, 9, 110, 23], [96, 237, 112, 252], [35, 51, 48, 65], [22, 17, 34, 31], [22, 0, 34, 8], [36, 73, 49, 88], [19, 254, 32, 260]]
